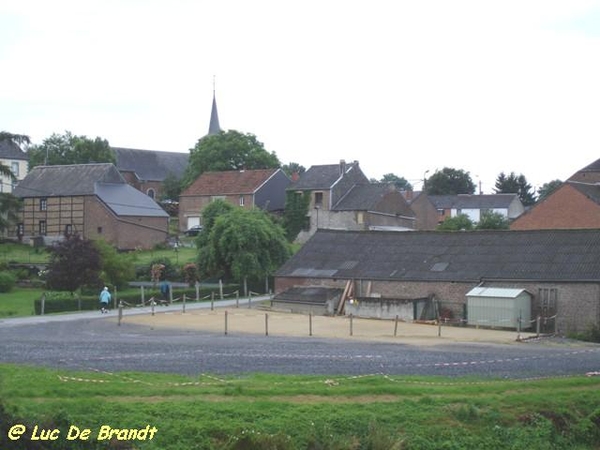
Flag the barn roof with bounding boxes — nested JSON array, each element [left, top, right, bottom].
[[275, 229, 600, 283]]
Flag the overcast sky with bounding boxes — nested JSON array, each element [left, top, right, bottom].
[[2, 0, 599, 193]]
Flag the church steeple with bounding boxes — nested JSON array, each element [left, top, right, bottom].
[[208, 78, 221, 135]]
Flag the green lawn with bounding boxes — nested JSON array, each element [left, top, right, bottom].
[[0, 287, 43, 317], [1, 364, 599, 449]]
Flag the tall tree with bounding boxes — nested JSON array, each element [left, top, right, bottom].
[[27, 131, 115, 168], [494, 171, 537, 206], [282, 191, 310, 241], [537, 179, 563, 202], [183, 130, 280, 187], [45, 234, 102, 293], [380, 173, 413, 191], [198, 207, 290, 283], [425, 168, 475, 195]]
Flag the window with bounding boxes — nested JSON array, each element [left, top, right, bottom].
[[39, 221, 46, 235], [40, 198, 47, 211], [314, 192, 323, 207], [65, 224, 72, 236], [239, 195, 245, 206], [97, 226, 103, 234], [147, 188, 155, 199], [11, 162, 19, 177], [17, 223, 24, 236]]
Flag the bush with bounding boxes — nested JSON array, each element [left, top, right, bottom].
[[0, 272, 16, 293]]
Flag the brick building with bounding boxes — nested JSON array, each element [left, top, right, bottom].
[[12, 163, 169, 250]]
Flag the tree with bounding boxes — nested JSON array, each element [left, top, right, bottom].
[[27, 131, 115, 168], [380, 173, 413, 191], [160, 172, 183, 202], [282, 191, 310, 241], [476, 211, 509, 230], [93, 239, 135, 290], [183, 130, 280, 187], [436, 214, 474, 231], [425, 168, 475, 195], [537, 179, 563, 202], [494, 171, 537, 206], [281, 162, 306, 179], [198, 207, 291, 283], [45, 234, 102, 293]]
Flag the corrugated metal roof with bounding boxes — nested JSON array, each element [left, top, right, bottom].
[[466, 287, 529, 298]]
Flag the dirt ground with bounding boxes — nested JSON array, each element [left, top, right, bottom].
[[119, 306, 539, 346]]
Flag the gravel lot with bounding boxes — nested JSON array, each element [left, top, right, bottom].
[[1, 302, 599, 379]]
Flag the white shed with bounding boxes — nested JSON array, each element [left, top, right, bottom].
[[466, 287, 532, 330]]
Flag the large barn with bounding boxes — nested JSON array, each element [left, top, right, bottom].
[[274, 229, 600, 334]]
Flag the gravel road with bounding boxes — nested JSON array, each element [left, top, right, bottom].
[[1, 305, 599, 379]]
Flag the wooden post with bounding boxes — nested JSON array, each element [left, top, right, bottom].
[[394, 315, 399, 337], [211, 291, 214, 311], [243, 277, 248, 297], [309, 313, 313, 336], [169, 283, 173, 304], [41, 293, 45, 316], [438, 319, 442, 337], [118, 301, 123, 326], [236, 291, 239, 308], [114, 286, 118, 310], [219, 279, 223, 300], [151, 299, 155, 316], [265, 313, 269, 336], [224, 310, 228, 335], [349, 314, 353, 336], [536, 315, 541, 337], [141, 285, 145, 306], [182, 293, 186, 313], [195, 282, 200, 301], [248, 291, 252, 309]]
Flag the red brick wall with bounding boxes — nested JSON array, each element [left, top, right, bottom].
[[511, 184, 600, 230]]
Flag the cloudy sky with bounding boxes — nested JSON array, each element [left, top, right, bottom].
[[1, 0, 599, 193]]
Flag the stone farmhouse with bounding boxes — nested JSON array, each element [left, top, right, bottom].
[[274, 228, 600, 334], [12, 163, 168, 250], [178, 168, 290, 232]]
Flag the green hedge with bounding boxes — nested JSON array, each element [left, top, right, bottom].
[[33, 286, 244, 315]]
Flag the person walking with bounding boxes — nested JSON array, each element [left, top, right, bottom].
[[99, 286, 111, 313]]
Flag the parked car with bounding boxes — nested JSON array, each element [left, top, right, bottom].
[[185, 225, 203, 236]]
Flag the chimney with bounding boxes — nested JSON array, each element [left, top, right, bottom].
[[291, 171, 300, 182], [339, 159, 346, 176]]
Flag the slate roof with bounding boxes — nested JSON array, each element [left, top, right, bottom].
[[113, 147, 189, 181], [13, 164, 124, 197], [332, 184, 413, 218], [574, 157, 600, 174], [429, 194, 519, 209], [0, 140, 27, 160], [289, 162, 360, 190], [569, 181, 600, 205], [181, 168, 280, 196], [95, 183, 168, 217], [275, 228, 600, 283], [208, 91, 221, 135]]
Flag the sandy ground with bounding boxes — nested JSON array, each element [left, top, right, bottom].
[[119, 306, 539, 346]]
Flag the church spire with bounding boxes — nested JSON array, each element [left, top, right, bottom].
[[208, 76, 221, 135]]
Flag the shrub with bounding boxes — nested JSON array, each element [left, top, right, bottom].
[[0, 272, 16, 293]]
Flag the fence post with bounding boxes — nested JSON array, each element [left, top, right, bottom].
[[309, 312, 313, 337], [195, 282, 200, 301], [169, 284, 173, 305], [536, 315, 541, 337], [235, 291, 239, 308], [265, 313, 269, 336], [41, 293, 45, 316], [554, 315, 558, 335], [349, 314, 353, 336], [394, 315, 399, 337], [248, 291, 252, 309], [224, 310, 228, 336], [211, 292, 214, 311], [118, 301, 123, 326], [114, 286, 118, 311], [219, 279, 223, 300], [182, 293, 186, 313], [438, 319, 442, 337], [141, 285, 145, 306]]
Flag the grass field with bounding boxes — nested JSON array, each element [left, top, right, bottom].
[[1, 364, 599, 449]]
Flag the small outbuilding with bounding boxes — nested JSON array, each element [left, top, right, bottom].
[[466, 287, 532, 330]]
